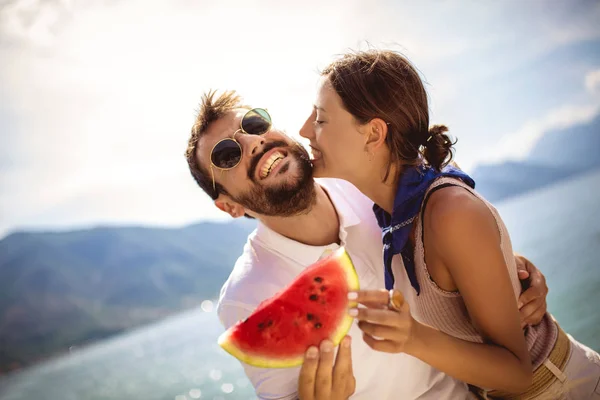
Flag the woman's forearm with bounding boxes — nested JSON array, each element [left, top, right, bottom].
[[407, 322, 532, 393]]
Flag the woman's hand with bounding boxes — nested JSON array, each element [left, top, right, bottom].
[[514, 254, 549, 328], [348, 289, 420, 354]]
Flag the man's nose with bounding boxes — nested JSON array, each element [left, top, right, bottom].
[[237, 132, 266, 159]]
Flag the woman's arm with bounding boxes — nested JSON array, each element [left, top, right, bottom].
[[351, 188, 532, 393], [414, 187, 532, 391]]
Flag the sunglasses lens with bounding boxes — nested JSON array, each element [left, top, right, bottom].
[[241, 108, 272, 135], [211, 139, 242, 169]]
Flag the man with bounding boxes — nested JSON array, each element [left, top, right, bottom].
[[185, 90, 549, 400]]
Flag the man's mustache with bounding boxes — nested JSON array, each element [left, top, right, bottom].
[[247, 140, 289, 180]]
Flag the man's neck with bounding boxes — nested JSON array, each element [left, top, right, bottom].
[[258, 182, 340, 246]]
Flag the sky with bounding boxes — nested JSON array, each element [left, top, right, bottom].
[[1, 0, 599, 238]]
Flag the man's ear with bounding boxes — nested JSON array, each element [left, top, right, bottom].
[[214, 194, 246, 219], [364, 117, 388, 153]]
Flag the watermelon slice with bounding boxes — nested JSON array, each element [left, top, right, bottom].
[[218, 247, 359, 368]]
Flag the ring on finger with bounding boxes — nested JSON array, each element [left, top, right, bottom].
[[388, 289, 403, 311]]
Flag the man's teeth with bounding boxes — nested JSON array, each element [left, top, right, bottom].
[[261, 152, 285, 178]]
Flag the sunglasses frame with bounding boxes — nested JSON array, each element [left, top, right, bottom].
[[209, 108, 272, 192]]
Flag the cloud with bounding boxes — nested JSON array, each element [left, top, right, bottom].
[[1, 0, 599, 237], [480, 102, 600, 166], [474, 66, 600, 168], [3, 0, 499, 237], [0, 0, 415, 236], [0, 0, 71, 47], [585, 69, 600, 94]]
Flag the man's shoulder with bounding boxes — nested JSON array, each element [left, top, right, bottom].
[[316, 178, 365, 198], [316, 178, 377, 225], [218, 239, 263, 305], [217, 238, 299, 324]]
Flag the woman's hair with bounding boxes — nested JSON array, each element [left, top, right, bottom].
[[321, 49, 455, 180]]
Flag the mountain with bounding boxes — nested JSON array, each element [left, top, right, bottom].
[[526, 114, 600, 169], [0, 219, 256, 373], [471, 114, 600, 202], [0, 113, 598, 373], [471, 161, 580, 203]]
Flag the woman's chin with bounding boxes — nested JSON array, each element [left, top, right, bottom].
[[311, 160, 335, 179]]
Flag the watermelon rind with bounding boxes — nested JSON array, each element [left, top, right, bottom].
[[218, 334, 306, 368], [329, 248, 359, 349], [218, 247, 360, 368]]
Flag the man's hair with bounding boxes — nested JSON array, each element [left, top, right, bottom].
[[185, 90, 249, 199]]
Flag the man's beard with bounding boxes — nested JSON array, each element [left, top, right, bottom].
[[231, 140, 316, 217]]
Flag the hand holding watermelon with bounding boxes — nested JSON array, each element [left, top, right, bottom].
[[298, 336, 356, 400], [218, 248, 360, 368]]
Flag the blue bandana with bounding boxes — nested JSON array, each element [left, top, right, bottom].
[[372, 164, 475, 294]]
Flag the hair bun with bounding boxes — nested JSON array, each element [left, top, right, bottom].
[[423, 124, 454, 171], [426, 125, 449, 144]]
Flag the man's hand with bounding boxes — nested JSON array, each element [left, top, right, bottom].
[[298, 337, 355, 400], [515, 254, 549, 328]]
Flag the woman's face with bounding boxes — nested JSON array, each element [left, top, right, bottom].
[[300, 76, 369, 180]]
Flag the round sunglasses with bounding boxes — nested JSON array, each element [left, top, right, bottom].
[[210, 108, 272, 191]]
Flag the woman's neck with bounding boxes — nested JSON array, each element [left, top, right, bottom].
[[347, 156, 400, 215]]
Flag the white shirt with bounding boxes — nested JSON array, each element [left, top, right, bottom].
[[217, 178, 469, 400]]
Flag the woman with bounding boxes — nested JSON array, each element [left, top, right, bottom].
[[300, 49, 600, 399]]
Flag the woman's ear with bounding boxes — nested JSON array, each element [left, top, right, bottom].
[[364, 117, 389, 152]]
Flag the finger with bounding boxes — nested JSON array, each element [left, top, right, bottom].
[[348, 307, 400, 327], [521, 257, 533, 272], [357, 321, 399, 341], [529, 270, 548, 295], [348, 289, 389, 307], [345, 337, 354, 377], [355, 301, 388, 310], [389, 290, 405, 310], [342, 337, 357, 398], [315, 340, 334, 398], [522, 303, 547, 327], [515, 258, 527, 272], [332, 336, 353, 395], [517, 269, 529, 280], [298, 346, 319, 400], [361, 332, 401, 353], [520, 301, 540, 322], [517, 286, 541, 309], [514, 254, 529, 269]]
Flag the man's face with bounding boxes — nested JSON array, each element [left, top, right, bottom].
[[196, 108, 316, 217]]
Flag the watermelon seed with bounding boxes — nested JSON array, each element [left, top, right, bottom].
[[243, 318, 249, 323], [267, 320, 273, 327], [314, 322, 323, 329], [314, 276, 323, 283], [320, 285, 327, 292], [306, 313, 314, 321], [258, 322, 265, 329], [309, 294, 318, 301]]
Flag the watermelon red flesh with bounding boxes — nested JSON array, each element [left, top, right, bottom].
[[218, 247, 359, 368]]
